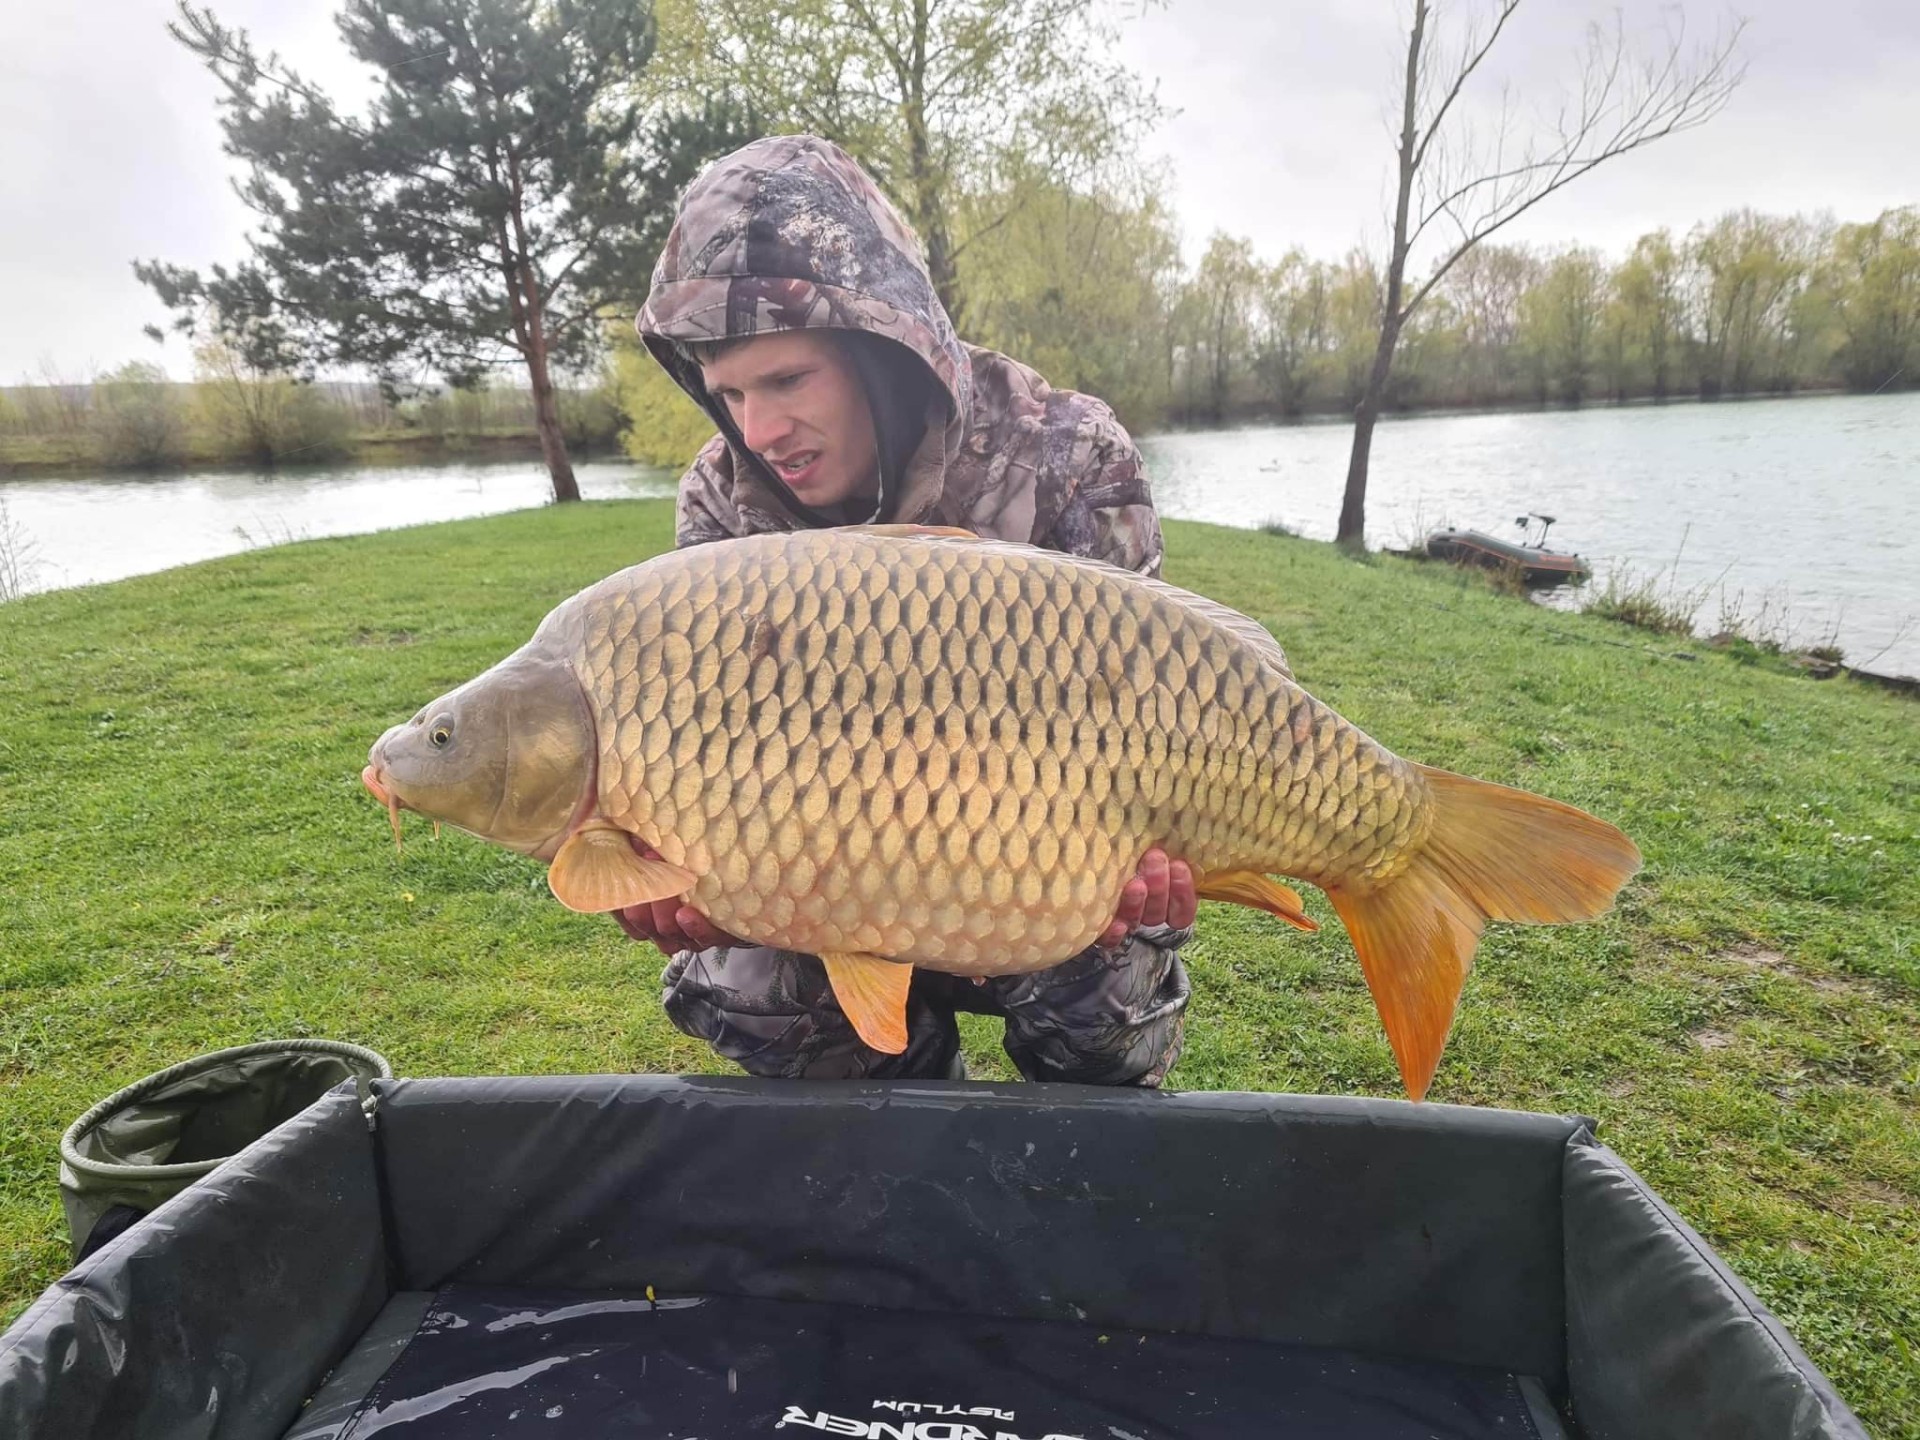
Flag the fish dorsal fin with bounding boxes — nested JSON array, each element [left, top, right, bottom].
[[547, 822, 697, 913], [1194, 870, 1319, 932], [843, 523, 979, 541], [819, 951, 913, 1054]]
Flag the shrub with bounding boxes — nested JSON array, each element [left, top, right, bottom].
[[0, 498, 41, 601], [90, 362, 186, 468], [190, 339, 353, 465], [1582, 564, 1704, 637]]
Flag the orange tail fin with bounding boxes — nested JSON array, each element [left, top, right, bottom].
[[1326, 764, 1641, 1101]]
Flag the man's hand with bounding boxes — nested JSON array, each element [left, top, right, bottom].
[[1097, 847, 1197, 950], [611, 836, 741, 956]]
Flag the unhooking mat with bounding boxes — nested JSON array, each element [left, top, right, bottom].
[[285, 1286, 1572, 1440]]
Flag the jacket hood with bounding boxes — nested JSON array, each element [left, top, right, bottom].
[[636, 135, 970, 524]]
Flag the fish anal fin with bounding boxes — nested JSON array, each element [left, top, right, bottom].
[[547, 824, 697, 913], [820, 951, 913, 1054], [1194, 870, 1319, 932]]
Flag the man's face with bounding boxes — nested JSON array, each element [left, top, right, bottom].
[[701, 330, 879, 511]]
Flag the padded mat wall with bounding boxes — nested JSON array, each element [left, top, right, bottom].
[[374, 1077, 1580, 1385]]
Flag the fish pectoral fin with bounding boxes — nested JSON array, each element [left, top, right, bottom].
[[546, 825, 697, 913], [819, 951, 913, 1055], [1194, 870, 1320, 932]]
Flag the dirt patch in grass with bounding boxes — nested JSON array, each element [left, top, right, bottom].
[[1725, 943, 1792, 970], [1845, 1178, 1916, 1212], [1720, 943, 1877, 1001]]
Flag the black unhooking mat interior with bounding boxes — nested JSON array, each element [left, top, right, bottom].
[[290, 1285, 1568, 1440], [1, 1077, 1870, 1439]]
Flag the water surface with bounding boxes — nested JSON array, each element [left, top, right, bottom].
[[4, 391, 1916, 676], [1140, 391, 1920, 677], [0, 457, 676, 597]]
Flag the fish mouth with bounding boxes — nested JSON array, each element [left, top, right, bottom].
[[362, 763, 407, 851]]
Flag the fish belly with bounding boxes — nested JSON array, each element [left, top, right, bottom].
[[569, 530, 1425, 975]]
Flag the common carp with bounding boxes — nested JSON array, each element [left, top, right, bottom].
[[363, 525, 1640, 1098]]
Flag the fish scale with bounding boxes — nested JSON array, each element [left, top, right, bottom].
[[543, 528, 1426, 974]]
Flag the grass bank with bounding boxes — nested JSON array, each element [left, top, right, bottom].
[[0, 506, 1914, 1432]]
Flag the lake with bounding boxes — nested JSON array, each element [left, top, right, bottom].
[[1143, 391, 1919, 678], [3, 390, 1917, 677]]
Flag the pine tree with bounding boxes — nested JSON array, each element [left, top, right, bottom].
[[139, 0, 753, 500]]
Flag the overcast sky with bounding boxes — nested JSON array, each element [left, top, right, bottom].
[[2, 0, 1915, 382]]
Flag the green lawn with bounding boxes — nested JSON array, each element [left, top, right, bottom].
[[1, 502, 1914, 1434]]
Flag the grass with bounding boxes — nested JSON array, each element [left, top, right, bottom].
[[1, 505, 1915, 1434]]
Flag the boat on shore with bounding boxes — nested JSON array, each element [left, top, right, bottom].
[[1425, 514, 1592, 588]]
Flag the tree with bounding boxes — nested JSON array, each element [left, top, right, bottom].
[[1252, 252, 1331, 418], [649, 0, 1161, 330], [954, 158, 1183, 429], [1334, 0, 1742, 547], [1185, 234, 1260, 423], [1825, 207, 1920, 393], [1612, 230, 1686, 399], [1517, 247, 1608, 404], [1323, 253, 1386, 410], [1688, 210, 1808, 398], [1432, 242, 1538, 404], [139, 0, 753, 502]]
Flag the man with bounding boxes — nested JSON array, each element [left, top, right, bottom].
[[623, 134, 1196, 1085]]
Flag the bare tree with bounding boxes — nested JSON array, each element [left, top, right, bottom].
[[1335, 1, 1744, 547]]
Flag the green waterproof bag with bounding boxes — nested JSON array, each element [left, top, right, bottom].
[[58, 1038, 391, 1262]]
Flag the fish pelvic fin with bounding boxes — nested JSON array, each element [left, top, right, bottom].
[[547, 822, 697, 913], [1327, 765, 1641, 1102], [820, 951, 913, 1054], [1193, 870, 1319, 932]]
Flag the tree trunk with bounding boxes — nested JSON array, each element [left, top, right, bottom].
[[923, 210, 962, 331], [1338, 0, 1423, 552], [903, 0, 964, 331], [502, 144, 580, 504], [1337, 323, 1398, 549], [526, 337, 580, 504]]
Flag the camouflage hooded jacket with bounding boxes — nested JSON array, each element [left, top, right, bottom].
[[635, 134, 1168, 576]]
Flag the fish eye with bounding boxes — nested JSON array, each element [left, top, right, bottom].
[[429, 716, 454, 748]]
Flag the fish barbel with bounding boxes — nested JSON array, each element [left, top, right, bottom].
[[364, 525, 1640, 1098]]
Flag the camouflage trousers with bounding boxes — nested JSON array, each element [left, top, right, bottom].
[[660, 929, 1191, 1085]]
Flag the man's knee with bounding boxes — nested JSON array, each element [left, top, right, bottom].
[[662, 946, 964, 1080], [993, 930, 1192, 1087]]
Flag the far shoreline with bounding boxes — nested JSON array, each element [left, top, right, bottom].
[[0, 429, 588, 482], [1137, 379, 1870, 439], [4, 379, 1903, 480]]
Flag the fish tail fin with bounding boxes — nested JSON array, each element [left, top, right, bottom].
[[1325, 764, 1641, 1101]]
